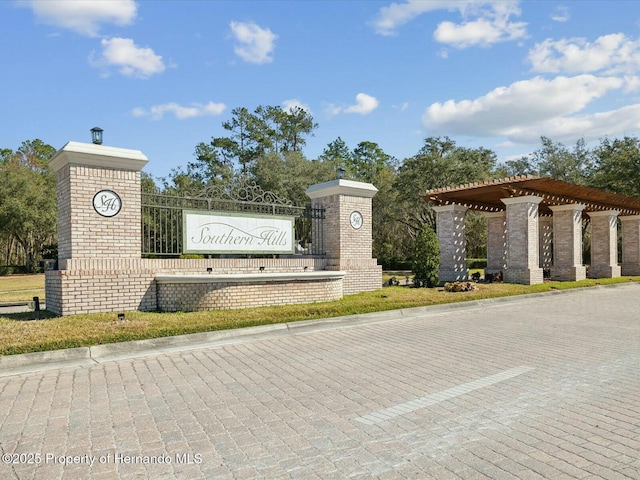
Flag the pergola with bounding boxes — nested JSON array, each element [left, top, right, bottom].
[[423, 175, 640, 285]]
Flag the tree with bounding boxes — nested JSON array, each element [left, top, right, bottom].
[[503, 137, 590, 183], [351, 141, 396, 183], [0, 140, 57, 270], [533, 137, 589, 184], [252, 151, 334, 206], [211, 107, 264, 174], [394, 137, 497, 233], [279, 106, 318, 153], [207, 105, 319, 175], [588, 136, 640, 197], [318, 137, 352, 176], [412, 224, 439, 287]]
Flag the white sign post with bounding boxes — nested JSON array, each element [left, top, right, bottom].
[[183, 210, 295, 254]]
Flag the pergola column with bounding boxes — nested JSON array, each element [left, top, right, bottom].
[[482, 211, 506, 275], [501, 196, 544, 285], [550, 204, 586, 281], [538, 216, 553, 271], [433, 204, 468, 282], [620, 215, 640, 276], [587, 210, 621, 278]]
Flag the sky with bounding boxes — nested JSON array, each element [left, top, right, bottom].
[[2, 0, 640, 180]]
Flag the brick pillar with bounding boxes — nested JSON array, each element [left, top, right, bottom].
[[45, 141, 149, 315], [587, 210, 621, 278], [620, 215, 640, 276], [538, 215, 553, 271], [550, 204, 586, 281], [306, 179, 381, 294], [483, 211, 506, 275], [433, 204, 468, 282], [501, 196, 544, 285], [49, 142, 148, 260]]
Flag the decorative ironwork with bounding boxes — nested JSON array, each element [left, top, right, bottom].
[[194, 174, 292, 206]]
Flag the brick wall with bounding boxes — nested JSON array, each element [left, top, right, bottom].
[[621, 216, 640, 275], [46, 258, 338, 315], [157, 277, 343, 312]]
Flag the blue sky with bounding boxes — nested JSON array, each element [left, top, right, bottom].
[[2, 0, 640, 179]]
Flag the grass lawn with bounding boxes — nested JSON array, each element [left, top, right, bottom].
[[0, 274, 45, 303], [0, 273, 638, 356]]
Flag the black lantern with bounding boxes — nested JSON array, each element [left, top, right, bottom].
[[90, 127, 103, 145], [337, 167, 346, 180]]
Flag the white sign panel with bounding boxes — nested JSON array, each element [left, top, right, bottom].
[[183, 210, 295, 254]]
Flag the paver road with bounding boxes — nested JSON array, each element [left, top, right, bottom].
[[1, 284, 639, 479]]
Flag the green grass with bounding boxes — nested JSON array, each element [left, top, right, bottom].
[[0, 274, 638, 356], [0, 274, 45, 303]]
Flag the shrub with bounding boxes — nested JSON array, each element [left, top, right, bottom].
[[466, 258, 487, 269], [412, 225, 439, 287]]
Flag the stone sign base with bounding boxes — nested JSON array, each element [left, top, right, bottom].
[[45, 257, 381, 316]]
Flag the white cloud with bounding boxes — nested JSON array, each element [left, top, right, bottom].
[[132, 102, 226, 120], [19, 0, 137, 37], [91, 37, 165, 78], [371, 0, 526, 48], [422, 74, 637, 143], [550, 5, 570, 22], [529, 33, 640, 75], [345, 93, 380, 114], [230, 21, 277, 64], [505, 104, 640, 144], [434, 2, 526, 48], [282, 99, 312, 113], [326, 93, 380, 117], [370, 0, 453, 36]]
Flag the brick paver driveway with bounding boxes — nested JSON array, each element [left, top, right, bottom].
[[1, 284, 639, 479]]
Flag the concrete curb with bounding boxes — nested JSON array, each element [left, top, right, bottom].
[[1, 282, 638, 377]]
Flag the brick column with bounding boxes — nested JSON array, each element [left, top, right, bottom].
[[49, 142, 148, 260], [620, 215, 640, 276], [587, 210, 621, 278], [501, 196, 544, 285], [45, 141, 150, 315], [483, 211, 507, 275], [550, 204, 586, 281], [306, 179, 381, 294], [433, 204, 468, 282], [538, 215, 553, 271]]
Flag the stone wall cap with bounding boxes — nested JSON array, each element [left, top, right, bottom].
[[586, 209, 621, 217], [501, 195, 544, 205], [432, 204, 468, 213], [549, 203, 586, 212], [155, 271, 346, 284], [49, 141, 148, 172], [306, 179, 377, 199]]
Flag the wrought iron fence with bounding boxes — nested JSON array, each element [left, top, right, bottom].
[[142, 185, 325, 257]]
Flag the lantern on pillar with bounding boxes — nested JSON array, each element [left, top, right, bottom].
[[90, 127, 103, 145]]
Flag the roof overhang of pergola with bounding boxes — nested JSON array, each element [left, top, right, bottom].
[[424, 175, 640, 217]]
